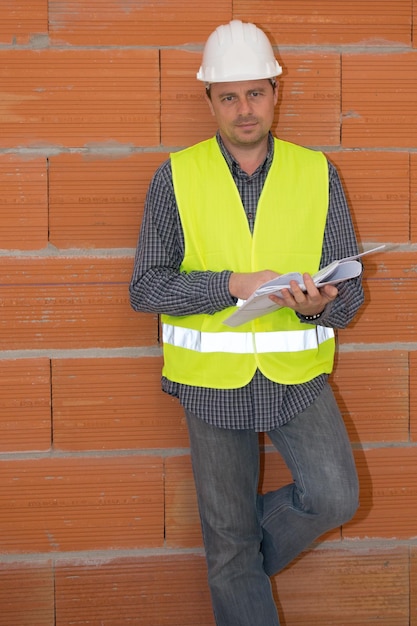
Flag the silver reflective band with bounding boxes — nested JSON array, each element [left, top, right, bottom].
[[162, 324, 334, 354]]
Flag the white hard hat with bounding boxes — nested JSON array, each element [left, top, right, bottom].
[[197, 20, 282, 84]]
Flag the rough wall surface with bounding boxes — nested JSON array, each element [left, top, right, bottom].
[[0, 1, 416, 624]]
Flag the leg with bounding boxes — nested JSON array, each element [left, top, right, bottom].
[[260, 383, 359, 576], [185, 409, 280, 626]]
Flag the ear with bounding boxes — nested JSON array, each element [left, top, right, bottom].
[[205, 92, 215, 116], [273, 83, 279, 105]]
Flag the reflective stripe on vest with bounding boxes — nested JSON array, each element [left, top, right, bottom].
[[163, 323, 334, 354]]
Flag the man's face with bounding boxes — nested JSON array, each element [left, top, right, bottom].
[[206, 79, 278, 151]]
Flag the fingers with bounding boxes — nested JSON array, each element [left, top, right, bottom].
[[277, 274, 338, 315], [229, 270, 280, 300], [321, 284, 338, 301]]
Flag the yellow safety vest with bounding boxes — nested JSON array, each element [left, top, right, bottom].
[[162, 136, 335, 388]]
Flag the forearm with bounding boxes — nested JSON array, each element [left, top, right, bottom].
[[312, 276, 364, 329], [129, 266, 236, 316]]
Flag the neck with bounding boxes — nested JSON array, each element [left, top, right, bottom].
[[220, 135, 269, 176]]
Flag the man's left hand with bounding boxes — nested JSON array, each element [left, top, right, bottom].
[[269, 273, 338, 317]]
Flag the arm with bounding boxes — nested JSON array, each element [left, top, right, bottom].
[[129, 160, 236, 316], [319, 162, 365, 328], [274, 161, 364, 328]]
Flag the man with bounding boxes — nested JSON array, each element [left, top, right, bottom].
[[130, 19, 364, 626]]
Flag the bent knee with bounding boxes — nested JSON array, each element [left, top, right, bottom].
[[301, 478, 359, 525], [327, 492, 359, 526]]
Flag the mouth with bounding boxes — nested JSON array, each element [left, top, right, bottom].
[[235, 120, 258, 130]]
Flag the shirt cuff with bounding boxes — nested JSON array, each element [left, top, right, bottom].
[[207, 270, 237, 311]]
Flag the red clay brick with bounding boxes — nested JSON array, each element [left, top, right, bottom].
[[52, 357, 188, 451], [0, 155, 47, 250], [54, 549, 410, 625], [49, 0, 231, 46], [276, 52, 341, 146], [0, 561, 54, 626], [329, 151, 410, 243], [0, 49, 159, 148], [330, 351, 409, 443], [165, 456, 202, 548], [411, 153, 417, 242], [0, 1, 48, 44], [410, 352, 417, 442], [342, 53, 417, 148], [0, 257, 156, 349], [414, 0, 417, 49], [259, 447, 294, 494], [411, 546, 417, 623], [337, 250, 417, 345], [49, 152, 167, 248], [55, 555, 214, 625], [161, 50, 341, 147], [0, 456, 163, 552], [0, 358, 51, 452], [274, 547, 409, 625], [345, 448, 417, 539], [161, 49, 217, 147], [235, 0, 412, 46]]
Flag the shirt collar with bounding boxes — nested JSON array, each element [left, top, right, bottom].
[[216, 131, 274, 177]]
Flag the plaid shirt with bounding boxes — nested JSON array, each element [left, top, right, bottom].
[[129, 133, 364, 431]]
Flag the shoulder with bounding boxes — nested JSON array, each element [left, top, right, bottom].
[[152, 157, 172, 182], [326, 158, 342, 187], [147, 157, 174, 197], [170, 137, 218, 166], [273, 137, 328, 167]]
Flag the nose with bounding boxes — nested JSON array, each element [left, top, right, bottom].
[[237, 95, 253, 116]]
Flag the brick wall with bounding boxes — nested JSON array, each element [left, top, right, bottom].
[[0, 1, 416, 624]]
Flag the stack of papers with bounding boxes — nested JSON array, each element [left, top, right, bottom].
[[224, 245, 385, 327]]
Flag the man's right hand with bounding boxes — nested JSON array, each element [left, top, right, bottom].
[[229, 270, 280, 301]]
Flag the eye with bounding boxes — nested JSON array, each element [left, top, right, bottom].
[[220, 95, 235, 103]]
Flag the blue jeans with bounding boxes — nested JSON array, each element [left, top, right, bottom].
[[185, 383, 359, 626]]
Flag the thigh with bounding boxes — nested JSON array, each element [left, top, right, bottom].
[[266, 383, 358, 505], [184, 410, 261, 530]]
